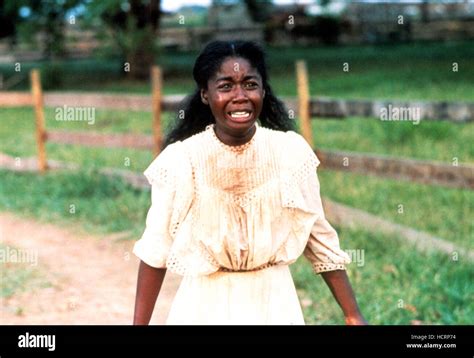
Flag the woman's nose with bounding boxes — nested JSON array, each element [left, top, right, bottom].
[[232, 85, 248, 102]]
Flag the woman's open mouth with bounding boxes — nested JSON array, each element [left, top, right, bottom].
[[226, 111, 253, 123]]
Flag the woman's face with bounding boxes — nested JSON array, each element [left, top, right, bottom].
[[201, 56, 265, 145]]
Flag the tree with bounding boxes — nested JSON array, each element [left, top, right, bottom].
[[87, 0, 161, 79], [421, 1, 430, 23], [243, 0, 272, 22], [0, 0, 21, 42], [15, 0, 83, 58]]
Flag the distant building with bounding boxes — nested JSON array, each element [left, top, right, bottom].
[[342, 2, 474, 43], [207, 2, 255, 29], [159, 2, 264, 50], [206, 2, 264, 43], [159, 1, 474, 49]]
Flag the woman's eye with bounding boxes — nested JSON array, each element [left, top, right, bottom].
[[245, 82, 258, 89], [218, 83, 232, 90]]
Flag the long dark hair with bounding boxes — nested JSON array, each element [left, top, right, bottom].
[[164, 40, 295, 147]]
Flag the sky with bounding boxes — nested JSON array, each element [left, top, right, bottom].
[[161, 0, 316, 12], [161, 0, 450, 12]]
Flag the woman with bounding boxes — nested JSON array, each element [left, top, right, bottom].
[[133, 40, 367, 325]]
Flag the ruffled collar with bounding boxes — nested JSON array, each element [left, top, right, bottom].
[[206, 122, 259, 153]]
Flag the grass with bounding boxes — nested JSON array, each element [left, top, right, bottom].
[[318, 170, 473, 250], [291, 226, 474, 325], [1, 40, 473, 101], [312, 117, 474, 163], [0, 169, 150, 239]]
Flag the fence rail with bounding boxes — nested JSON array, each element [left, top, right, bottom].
[[309, 98, 474, 123], [323, 198, 474, 262], [0, 92, 33, 106], [0, 65, 472, 189], [47, 131, 154, 150], [2, 92, 473, 122], [317, 149, 474, 189]]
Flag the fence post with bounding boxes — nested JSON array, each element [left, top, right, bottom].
[[30, 69, 47, 172], [296, 60, 313, 148], [151, 66, 163, 156]]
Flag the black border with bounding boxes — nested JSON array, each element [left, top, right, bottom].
[[0, 325, 472, 355]]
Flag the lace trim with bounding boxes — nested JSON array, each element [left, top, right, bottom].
[[206, 123, 257, 152], [166, 238, 220, 276], [166, 252, 189, 276], [143, 142, 182, 188], [313, 262, 346, 274], [144, 162, 174, 188]]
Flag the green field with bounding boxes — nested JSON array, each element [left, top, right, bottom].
[[292, 226, 473, 325]]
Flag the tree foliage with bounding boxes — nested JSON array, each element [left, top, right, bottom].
[[86, 0, 161, 79], [4, 0, 83, 57]]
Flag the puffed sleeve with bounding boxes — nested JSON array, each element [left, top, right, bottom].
[[302, 154, 352, 274], [132, 143, 181, 268]]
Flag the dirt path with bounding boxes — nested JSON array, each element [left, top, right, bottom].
[[0, 212, 181, 325]]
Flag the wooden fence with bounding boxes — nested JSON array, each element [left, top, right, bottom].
[[0, 64, 473, 189], [0, 67, 164, 172], [4, 91, 471, 122]]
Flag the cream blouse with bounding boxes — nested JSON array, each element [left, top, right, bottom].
[[133, 124, 351, 277]]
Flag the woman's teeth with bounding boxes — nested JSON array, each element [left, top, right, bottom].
[[230, 111, 250, 118]]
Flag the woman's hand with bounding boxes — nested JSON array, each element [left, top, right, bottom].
[[133, 262, 167, 325], [321, 270, 367, 325], [345, 314, 368, 325]]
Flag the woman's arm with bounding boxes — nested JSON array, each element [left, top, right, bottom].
[[133, 260, 167, 325], [321, 270, 367, 325]]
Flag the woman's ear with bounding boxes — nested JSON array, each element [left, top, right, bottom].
[[262, 89, 266, 99], [200, 89, 208, 105]]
